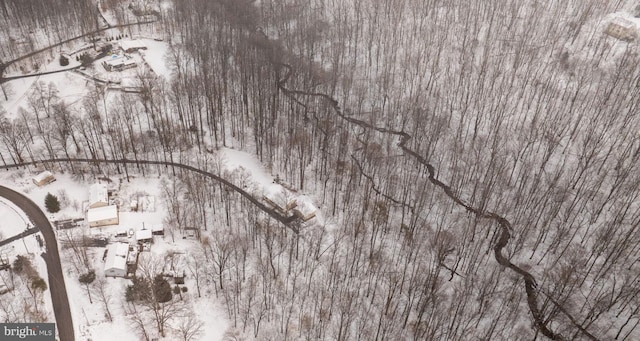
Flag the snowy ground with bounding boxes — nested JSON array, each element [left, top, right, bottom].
[[0, 167, 233, 340], [220, 148, 323, 225], [0, 197, 31, 238], [0, 70, 94, 119], [0, 36, 170, 119], [138, 38, 172, 79], [1, 16, 323, 339]]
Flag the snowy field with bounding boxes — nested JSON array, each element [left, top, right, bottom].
[[0, 142, 326, 340], [0, 197, 31, 238], [1, 36, 170, 120]]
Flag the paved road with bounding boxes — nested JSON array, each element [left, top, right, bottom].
[[0, 186, 74, 341]]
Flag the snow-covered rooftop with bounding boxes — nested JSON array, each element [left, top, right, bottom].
[[105, 242, 129, 271], [32, 171, 54, 183], [136, 228, 152, 241], [87, 205, 118, 223], [89, 183, 108, 207], [103, 56, 136, 67], [120, 39, 147, 52], [294, 198, 317, 218], [263, 184, 296, 210], [610, 17, 635, 29]]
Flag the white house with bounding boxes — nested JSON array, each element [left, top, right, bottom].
[[606, 18, 638, 41], [263, 185, 297, 213], [102, 55, 137, 71], [87, 205, 119, 227], [32, 171, 55, 186], [104, 242, 129, 277], [89, 183, 109, 209], [293, 199, 317, 222], [136, 228, 153, 243]]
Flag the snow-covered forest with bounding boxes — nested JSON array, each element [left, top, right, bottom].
[[2, 0, 640, 340]]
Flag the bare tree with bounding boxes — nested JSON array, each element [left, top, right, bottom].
[[175, 310, 204, 341], [93, 278, 113, 322], [186, 252, 205, 298], [125, 302, 151, 341]]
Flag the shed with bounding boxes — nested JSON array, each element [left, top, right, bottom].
[[136, 228, 153, 243], [151, 224, 164, 236], [120, 40, 147, 53], [89, 183, 109, 209], [605, 18, 638, 41], [104, 242, 129, 277], [87, 205, 119, 227], [32, 171, 55, 186]]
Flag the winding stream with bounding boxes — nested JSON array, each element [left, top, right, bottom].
[[272, 59, 601, 340]]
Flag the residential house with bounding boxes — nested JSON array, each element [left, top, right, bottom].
[[102, 55, 137, 71], [104, 242, 129, 277], [293, 199, 317, 222], [89, 183, 109, 209], [606, 18, 638, 41], [87, 205, 119, 227], [263, 185, 297, 213]]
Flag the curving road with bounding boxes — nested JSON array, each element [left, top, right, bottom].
[[0, 186, 74, 341], [1, 158, 300, 233]]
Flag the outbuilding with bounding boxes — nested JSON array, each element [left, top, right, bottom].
[[120, 40, 147, 53], [32, 171, 55, 186], [136, 228, 153, 243], [151, 224, 164, 236]]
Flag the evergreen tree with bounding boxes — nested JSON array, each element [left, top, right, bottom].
[[31, 277, 47, 292], [153, 275, 172, 303], [79, 270, 96, 285], [59, 55, 69, 66], [13, 255, 29, 273], [44, 193, 60, 213]]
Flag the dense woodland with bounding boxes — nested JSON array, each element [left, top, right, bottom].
[[0, 0, 98, 60], [2, 0, 640, 340]]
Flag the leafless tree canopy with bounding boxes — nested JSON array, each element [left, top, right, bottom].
[[2, 0, 640, 340]]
